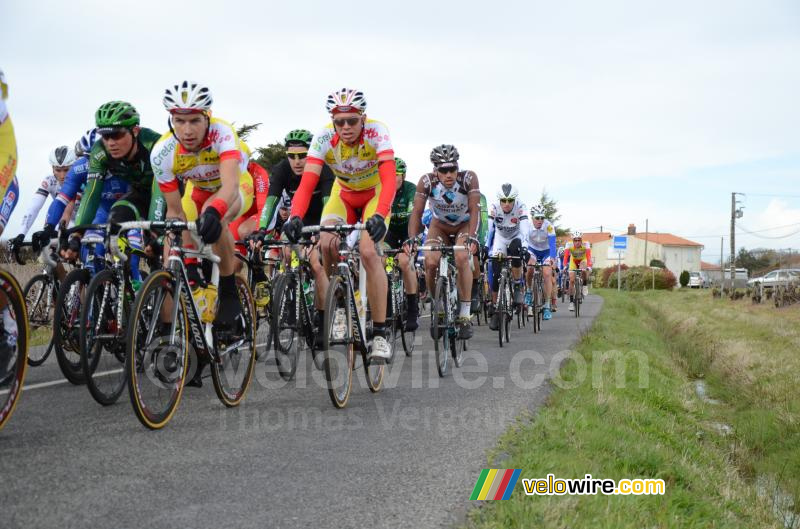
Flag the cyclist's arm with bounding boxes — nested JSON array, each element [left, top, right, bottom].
[[19, 183, 49, 235], [586, 246, 593, 268], [407, 176, 428, 239], [466, 172, 480, 238], [45, 161, 83, 226], [548, 231, 557, 261], [487, 207, 496, 249], [375, 153, 396, 218], [259, 164, 284, 229], [74, 145, 108, 226], [563, 248, 570, 269], [61, 199, 76, 225], [163, 188, 185, 221], [289, 161, 322, 220]]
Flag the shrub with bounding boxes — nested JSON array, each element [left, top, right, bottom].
[[606, 266, 676, 291], [649, 259, 666, 268], [679, 270, 690, 287]]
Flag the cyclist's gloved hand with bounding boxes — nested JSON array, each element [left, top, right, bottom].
[[365, 214, 387, 242], [197, 206, 223, 244], [11, 233, 24, 249], [284, 216, 304, 244], [68, 236, 81, 254]]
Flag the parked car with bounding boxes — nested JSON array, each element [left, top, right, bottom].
[[747, 269, 800, 289], [688, 271, 704, 288]]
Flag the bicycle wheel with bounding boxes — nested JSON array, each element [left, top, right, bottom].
[[387, 276, 400, 364], [497, 276, 506, 348], [433, 275, 449, 377], [504, 279, 512, 344], [80, 269, 128, 406], [54, 268, 91, 385], [126, 270, 189, 429], [210, 276, 257, 407], [0, 269, 29, 432], [362, 296, 385, 393], [531, 277, 540, 334], [271, 273, 303, 381], [401, 291, 415, 356], [23, 273, 55, 366], [574, 277, 582, 318], [323, 275, 354, 408]]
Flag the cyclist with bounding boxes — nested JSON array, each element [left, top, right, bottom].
[[11, 145, 76, 245], [386, 157, 420, 331], [153, 80, 253, 332], [524, 205, 557, 320], [256, 129, 334, 327], [563, 231, 592, 311], [0, 68, 18, 361], [487, 184, 530, 331], [284, 88, 397, 363], [471, 191, 489, 313], [407, 144, 480, 340]]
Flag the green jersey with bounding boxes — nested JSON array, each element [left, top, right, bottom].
[[477, 193, 489, 246], [388, 180, 417, 236], [75, 128, 164, 225]]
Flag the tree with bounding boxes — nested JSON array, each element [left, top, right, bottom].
[[535, 189, 570, 237], [735, 247, 770, 275], [679, 270, 690, 287], [235, 122, 261, 142], [233, 122, 285, 171]]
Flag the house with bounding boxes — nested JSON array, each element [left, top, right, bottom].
[[701, 261, 723, 286], [589, 224, 704, 278]]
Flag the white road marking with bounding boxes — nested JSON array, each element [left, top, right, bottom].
[[0, 368, 123, 395]]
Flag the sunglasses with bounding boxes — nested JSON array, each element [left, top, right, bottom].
[[534, 215, 545, 220], [100, 130, 128, 141], [333, 117, 361, 127], [437, 166, 457, 174], [287, 152, 308, 160], [499, 198, 515, 204]]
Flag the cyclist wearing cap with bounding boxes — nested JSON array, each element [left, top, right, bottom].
[[563, 231, 592, 311], [486, 184, 531, 331], [73, 101, 164, 251], [386, 157, 420, 332], [407, 144, 481, 340], [11, 145, 76, 245], [152, 80, 253, 331], [284, 88, 397, 364], [256, 129, 334, 335], [524, 205, 557, 320]]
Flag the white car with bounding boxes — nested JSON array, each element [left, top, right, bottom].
[[688, 272, 704, 288], [747, 269, 800, 289]]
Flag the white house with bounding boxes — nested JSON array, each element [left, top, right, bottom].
[[586, 224, 703, 277]]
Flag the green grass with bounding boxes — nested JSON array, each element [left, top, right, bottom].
[[466, 290, 785, 529]]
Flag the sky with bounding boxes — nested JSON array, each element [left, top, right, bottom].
[[3, 0, 799, 264]]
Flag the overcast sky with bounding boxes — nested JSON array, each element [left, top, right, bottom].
[[3, 0, 799, 263]]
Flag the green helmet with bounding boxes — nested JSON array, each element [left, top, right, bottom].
[[284, 129, 313, 147], [395, 157, 407, 175], [95, 101, 140, 132]]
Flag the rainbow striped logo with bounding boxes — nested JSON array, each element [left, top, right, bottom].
[[470, 469, 521, 500]]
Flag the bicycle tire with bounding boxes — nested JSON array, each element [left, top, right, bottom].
[[210, 275, 257, 407], [271, 273, 302, 381], [126, 270, 189, 429], [433, 275, 449, 377], [254, 277, 273, 362], [497, 276, 506, 348], [401, 290, 415, 356], [53, 268, 91, 385], [81, 269, 128, 406], [0, 269, 30, 431], [23, 273, 55, 366], [322, 275, 354, 409]]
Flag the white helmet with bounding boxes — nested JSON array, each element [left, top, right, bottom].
[[530, 205, 545, 218], [75, 128, 98, 157], [572, 231, 583, 239], [163, 80, 213, 114], [49, 145, 76, 167], [496, 183, 519, 202], [325, 88, 367, 115]]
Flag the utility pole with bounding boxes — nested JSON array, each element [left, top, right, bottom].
[[730, 192, 744, 298], [644, 218, 649, 266], [720, 236, 723, 286]]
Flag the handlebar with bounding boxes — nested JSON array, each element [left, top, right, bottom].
[[301, 223, 365, 235]]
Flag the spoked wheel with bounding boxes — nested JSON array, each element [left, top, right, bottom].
[[531, 280, 541, 334], [322, 275, 354, 408], [362, 297, 385, 394], [126, 270, 189, 430], [433, 276, 450, 377], [80, 269, 129, 405], [271, 273, 303, 381], [449, 331, 465, 369], [210, 276, 257, 407], [387, 278, 400, 365], [23, 273, 55, 366], [54, 268, 91, 385], [574, 279, 582, 318], [497, 278, 507, 348], [0, 270, 30, 431], [400, 293, 415, 356]]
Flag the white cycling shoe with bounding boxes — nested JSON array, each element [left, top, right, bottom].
[[582, 286, 589, 296], [368, 335, 392, 364], [569, 302, 575, 312]]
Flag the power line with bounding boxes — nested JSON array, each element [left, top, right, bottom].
[[737, 225, 800, 240], [741, 193, 800, 199]]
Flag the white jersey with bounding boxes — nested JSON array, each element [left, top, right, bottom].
[[527, 219, 556, 251], [489, 199, 530, 240], [417, 170, 479, 226], [20, 174, 61, 235], [0, 98, 7, 124]]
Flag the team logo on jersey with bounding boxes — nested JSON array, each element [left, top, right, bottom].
[[443, 190, 456, 204], [4, 190, 15, 205], [511, 217, 518, 224]]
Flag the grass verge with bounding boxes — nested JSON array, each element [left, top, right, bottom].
[[466, 289, 789, 529]]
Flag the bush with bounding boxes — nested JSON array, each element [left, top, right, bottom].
[[605, 266, 676, 291], [679, 270, 690, 287], [649, 259, 666, 268], [598, 265, 628, 288]]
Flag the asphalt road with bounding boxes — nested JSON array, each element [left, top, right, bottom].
[[2, 295, 602, 529]]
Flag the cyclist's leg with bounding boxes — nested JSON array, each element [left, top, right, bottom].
[[358, 187, 389, 325], [319, 180, 348, 278], [0, 175, 18, 238], [453, 229, 474, 338], [489, 234, 510, 303], [424, 220, 449, 301]]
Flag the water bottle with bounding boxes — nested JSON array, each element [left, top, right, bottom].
[[202, 284, 218, 323], [354, 290, 365, 321], [193, 286, 207, 320], [302, 279, 314, 308]]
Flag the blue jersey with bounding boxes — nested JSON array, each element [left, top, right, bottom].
[[46, 155, 88, 226]]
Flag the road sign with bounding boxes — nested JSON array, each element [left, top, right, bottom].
[[613, 235, 628, 250]]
